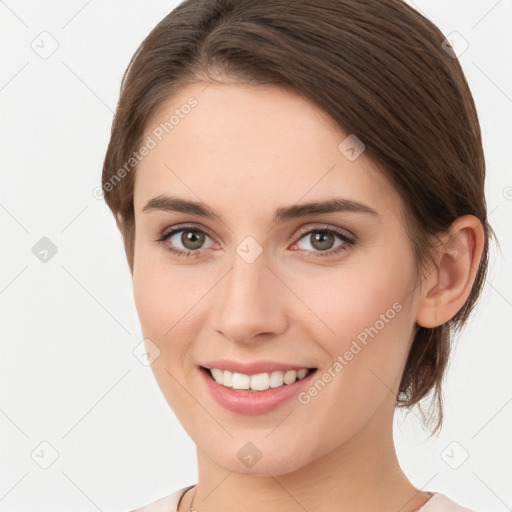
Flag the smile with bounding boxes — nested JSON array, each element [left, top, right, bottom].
[[199, 366, 318, 415], [204, 366, 315, 391]]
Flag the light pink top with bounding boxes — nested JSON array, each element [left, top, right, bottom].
[[130, 485, 476, 512]]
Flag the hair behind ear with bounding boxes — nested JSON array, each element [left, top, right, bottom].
[[116, 212, 124, 232]]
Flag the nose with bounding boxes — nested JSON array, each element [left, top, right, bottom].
[[212, 247, 288, 344]]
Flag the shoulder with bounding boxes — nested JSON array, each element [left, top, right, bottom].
[[129, 485, 194, 512], [419, 492, 476, 512]]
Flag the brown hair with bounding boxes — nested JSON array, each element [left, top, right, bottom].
[[102, 0, 495, 435]]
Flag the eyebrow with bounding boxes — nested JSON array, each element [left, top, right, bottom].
[[142, 194, 379, 223]]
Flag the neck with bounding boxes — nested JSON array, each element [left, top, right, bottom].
[[180, 403, 431, 512]]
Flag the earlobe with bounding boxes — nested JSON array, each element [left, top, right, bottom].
[[416, 215, 485, 328]]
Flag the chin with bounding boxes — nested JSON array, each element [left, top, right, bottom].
[[202, 439, 316, 477]]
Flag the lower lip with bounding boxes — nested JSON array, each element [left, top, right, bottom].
[[199, 367, 317, 415]]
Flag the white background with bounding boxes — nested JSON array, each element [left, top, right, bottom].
[[0, 1, 511, 511]]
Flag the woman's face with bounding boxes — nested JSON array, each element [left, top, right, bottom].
[[132, 82, 423, 475]]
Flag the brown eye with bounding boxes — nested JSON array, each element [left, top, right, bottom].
[[291, 226, 356, 259], [178, 229, 206, 250], [156, 226, 215, 256], [309, 231, 336, 251], [295, 228, 352, 254]]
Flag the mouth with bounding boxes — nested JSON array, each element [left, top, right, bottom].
[[199, 365, 318, 392], [198, 365, 319, 414]]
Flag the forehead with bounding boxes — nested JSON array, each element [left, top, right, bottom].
[[133, 82, 400, 220]]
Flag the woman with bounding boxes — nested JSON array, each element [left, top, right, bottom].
[[101, 0, 494, 510]]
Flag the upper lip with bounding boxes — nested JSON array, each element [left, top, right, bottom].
[[201, 359, 316, 375]]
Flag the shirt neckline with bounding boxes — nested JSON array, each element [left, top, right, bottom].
[[175, 487, 438, 512]]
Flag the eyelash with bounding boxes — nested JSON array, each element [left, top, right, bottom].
[[153, 224, 356, 259]]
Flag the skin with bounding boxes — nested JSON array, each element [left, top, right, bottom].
[[121, 81, 484, 512]]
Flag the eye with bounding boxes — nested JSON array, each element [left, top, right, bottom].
[[291, 226, 355, 257], [153, 225, 215, 257]]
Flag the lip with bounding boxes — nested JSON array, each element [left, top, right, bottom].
[[199, 366, 318, 415], [201, 359, 316, 375]]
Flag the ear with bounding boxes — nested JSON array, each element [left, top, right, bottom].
[[416, 215, 485, 328], [115, 211, 124, 233]]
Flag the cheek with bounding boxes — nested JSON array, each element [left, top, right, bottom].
[[295, 270, 415, 446], [132, 264, 171, 337], [132, 252, 212, 372], [132, 258, 201, 412], [132, 241, 198, 335], [298, 261, 412, 349], [297, 246, 415, 390]]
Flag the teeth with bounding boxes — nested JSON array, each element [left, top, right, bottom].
[[208, 367, 310, 391]]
